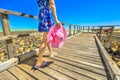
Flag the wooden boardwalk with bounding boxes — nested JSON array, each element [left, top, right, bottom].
[[0, 33, 109, 80]]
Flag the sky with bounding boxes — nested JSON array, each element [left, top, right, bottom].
[[0, 0, 120, 31]]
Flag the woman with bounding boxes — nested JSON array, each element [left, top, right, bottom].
[[32, 0, 61, 69]]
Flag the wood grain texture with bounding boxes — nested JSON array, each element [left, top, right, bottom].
[[0, 33, 109, 80]]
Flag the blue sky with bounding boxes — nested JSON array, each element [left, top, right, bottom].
[[0, 0, 120, 31]]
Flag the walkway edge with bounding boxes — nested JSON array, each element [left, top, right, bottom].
[[95, 36, 120, 80], [0, 58, 18, 72], [67, 32, 82, 40]]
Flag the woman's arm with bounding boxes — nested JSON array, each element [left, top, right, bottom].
[[49, 0, 60, 24]]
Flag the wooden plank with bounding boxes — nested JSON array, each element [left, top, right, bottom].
[[49, 64, 93, 80], [31, 58, 91, 80], [58, 47, 100, 59], [17, 63, 56, 80], [8, 66, 35, 80], [18, 51, 36, 62], [48, 55, 105, 71], [24, 58, 74, 80], [61, 44, 100, 57], [95, 36, 120, 80], [44, 57, 107, 80], [0, 70, 17, 80], [58, 47, 100, 58], [0, 58, 18, 72], [54, 54, 104, 69], [0, 8, 38, 19], [0, 36, 10, 41], [55, 47, 101, 58], [55, 50, 102, 63], [0, 32, 42, 41]]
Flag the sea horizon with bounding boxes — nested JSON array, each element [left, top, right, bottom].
[[0, 26, 120, 32]]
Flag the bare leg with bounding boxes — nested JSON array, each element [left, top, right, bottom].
[[47, 43, 57, 57], [35, 32, 48, 66]]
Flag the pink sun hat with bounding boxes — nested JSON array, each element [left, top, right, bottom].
[[47, 24, 67, 48]]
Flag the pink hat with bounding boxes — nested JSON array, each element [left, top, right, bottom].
[[47, 24, 67, 48]]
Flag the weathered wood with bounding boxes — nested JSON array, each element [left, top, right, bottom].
[[1, 14, 11, 35], [0, 8, 38, 19], [8, 66, 35, 80], [0, 70, 17, 80], [95, 36, 120, 80], [55, 50, 102, 62], [0, 32, 42, 41], [56, 47, 101, 59], [69, 25, 72, 36], [26, 58, 74, 80], [80, 26, 82, 32], [83, 26, 85, 32], [92, 26, 94, 33], [0, 58, 18, 72], [1, 13, 15, 59], [46, 56, 106, 75], [0, 33, 109, 80], [99, 26, 102, 39], [17, 64, 56, 80], [45, 57, 107, 80], [18, 50, 36, 62], [0, 36, 10, 41], [88, 26, 90, 32], [55, 53, 104, 69], [77, 25, 79, 33], [78, 26, 80, 32], [73, 25, 76, 35]]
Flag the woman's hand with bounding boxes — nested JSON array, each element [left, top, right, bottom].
[[56, 20, 62, 28]]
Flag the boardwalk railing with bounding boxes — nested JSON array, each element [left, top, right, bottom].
[[0, 8, 82, 71], [95, 36, 120, 80]]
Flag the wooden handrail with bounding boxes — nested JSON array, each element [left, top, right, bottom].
[[95, 36, 120, 80], [0, 32, 42, 41], [0, 8, 38, 19]]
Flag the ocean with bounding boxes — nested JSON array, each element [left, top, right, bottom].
[[0, 28, 37, 32], [0, 25, 69, 32], [0, 26, 119, 32]]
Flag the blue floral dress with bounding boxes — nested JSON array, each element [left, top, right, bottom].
[[37, 0, 55, 32]]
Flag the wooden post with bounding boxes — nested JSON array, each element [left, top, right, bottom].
[[79, 26, 80, 32], [77, 25, 78, 33], [1, 13, 15, 59], [92, 26, 94, 33], [69, 25, 72, 36], [83, 26, 84, 33], [74, 25, 76, 35], [107, 26, 114, 41], [98, 26, 102, 39], [88, 26, 90, 33], [80, 26, 82, 32]]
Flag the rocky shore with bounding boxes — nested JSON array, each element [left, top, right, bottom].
[[0, 31, 43, 62]]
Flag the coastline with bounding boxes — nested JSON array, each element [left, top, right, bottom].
[[0, 30, 38, 36]]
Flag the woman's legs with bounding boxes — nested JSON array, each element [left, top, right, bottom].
[[35, 32, 48, 66], [47, 41, 57, 57]]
